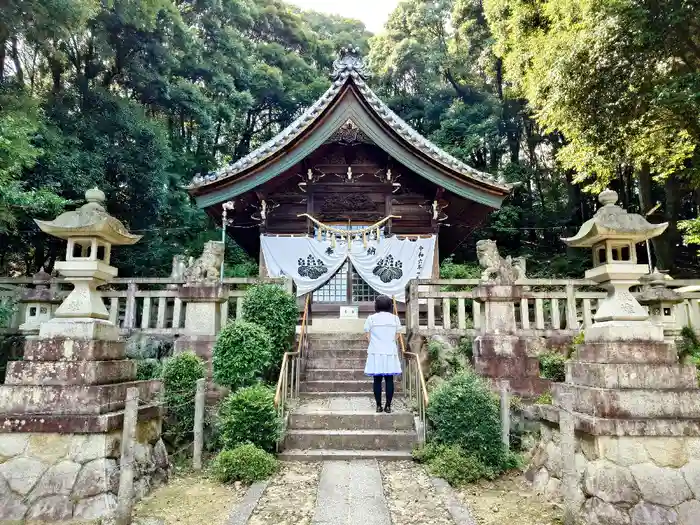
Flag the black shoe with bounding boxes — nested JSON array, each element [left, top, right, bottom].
[[376, 405, 383, 413], [384, 405, 392, 413]]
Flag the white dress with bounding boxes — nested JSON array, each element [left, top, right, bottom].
[[364, 312, 402, 376]]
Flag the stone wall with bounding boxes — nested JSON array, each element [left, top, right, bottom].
[[0, 420, 169, 522], [527, 420, 700, 525]]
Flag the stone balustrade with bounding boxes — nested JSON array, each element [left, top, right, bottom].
[[405, 278, 700, 339], [0, 276, 290, 337]]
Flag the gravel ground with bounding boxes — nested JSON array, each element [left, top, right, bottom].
[[456, 472, 562, 525], [247, 461, 322, 525], [132, 472, 245, 525], [380, 461, 455, 525]]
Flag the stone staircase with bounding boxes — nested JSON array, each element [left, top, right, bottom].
[[279, 333, 416, 461]]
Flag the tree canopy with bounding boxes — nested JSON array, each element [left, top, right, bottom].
[[0, 0, 698, 277]]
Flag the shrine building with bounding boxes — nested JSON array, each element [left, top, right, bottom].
[[188, 48, 511, 319]]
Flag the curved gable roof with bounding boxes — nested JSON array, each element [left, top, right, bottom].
[[189, 48, 512, 209]]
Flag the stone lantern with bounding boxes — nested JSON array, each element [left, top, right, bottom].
[[18, 267, 60, 334], [34, 187, 141, 338], [561, 189, 667, 342], [0, 189, 167, 522], [637, 268, 683, 339]]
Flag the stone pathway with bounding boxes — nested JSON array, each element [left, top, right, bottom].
[[312, 460, 392, 525], [380, 461, 456, 525], [232, 460, 479, 525]]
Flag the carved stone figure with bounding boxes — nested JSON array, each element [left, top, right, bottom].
[[184, 241, 225, 285], [476, 239, 526, 284]]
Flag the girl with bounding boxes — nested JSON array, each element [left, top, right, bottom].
[[364, 295, 402, 413]]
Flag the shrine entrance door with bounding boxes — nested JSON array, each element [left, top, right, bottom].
[[311, 224, 381, 306]]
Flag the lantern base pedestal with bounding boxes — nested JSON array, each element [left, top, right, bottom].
[[585, 320, 664, 343], [39, 318, 119, 341]]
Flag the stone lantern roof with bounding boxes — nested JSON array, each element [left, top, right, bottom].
[[561, 189, 668, 247], [34, 187, 141, 245], [637, 268, 683, 305]]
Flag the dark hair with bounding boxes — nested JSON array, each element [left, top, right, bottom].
[[374, 295, 392, 313]]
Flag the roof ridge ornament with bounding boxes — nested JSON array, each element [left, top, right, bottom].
[[332, 46, 370, 80]]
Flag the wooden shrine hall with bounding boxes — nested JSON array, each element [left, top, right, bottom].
[[188, 47, 511, 317]]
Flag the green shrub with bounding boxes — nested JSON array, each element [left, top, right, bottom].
[[213, 321, 274, 390], [242, 284, 298, 367], [427, 370, 506, 470], [216, 384, 282, 452], [536, 390, 553, 405], [457, 337, 473, 363], [539, 351, 566, 382], [136, 359, 162, 380], [678, 326, 700, 361], [161, 352, 205, 446], [210, 444, 278, 484], [414, 443, 495, 486]]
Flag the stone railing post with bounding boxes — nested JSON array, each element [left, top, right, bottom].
[[174, 284, 227, 379], [473, 283, 548, 399], [123, 281, 138, 329]]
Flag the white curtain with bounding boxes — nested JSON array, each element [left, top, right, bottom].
[[260, 234, 435, 302]]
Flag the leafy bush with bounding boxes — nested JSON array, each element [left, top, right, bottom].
[[539, 351, 566, 382], [136, 359, 162, 380], [427, 370, 506, 470], [242, 284, 298, 367], [536, 390, 553, 405], [213, 321, 273, 390], [210, 444, 278, 484], [457, 337, 473, 363], [413, 443, 496, 486], [678, 326, 700, 361], [161, 352, 205, 446], [216, 384, 282, 452]]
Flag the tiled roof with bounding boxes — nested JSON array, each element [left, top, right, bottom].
[[189, 47, 511, 192]]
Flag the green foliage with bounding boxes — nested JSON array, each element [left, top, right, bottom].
[[216, 384, 282, 453], [161, 352, 205, 446], [678, 326, 700, 361], [457, 337, 474, 363], [539, 351, 566, 383], [536, 391, 553, 405], [213, 321, 274, 390], [241, 284, 298, 371], [427, 370, 507, 470], [440, 258, 482, 280], [136, 359, 162, 381], [210, 444, 278, 484], [0, 0, 371, 276], [413, 443, 496, 486]]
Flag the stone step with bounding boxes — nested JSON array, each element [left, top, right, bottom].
[[278, 449, 413, 461], [311, 339, 368, 351], [301, 380, 403, 393], [283, 429, 416, 450], [288, 411, 414, 431], [306, 357, 366, 370], [0, 380, 161, 415], [5, 359, 136, 386], [572, 341, 677, 364], [566, 361, 698, 389], [554, 383, 700, 419], [306, 348, 367, 359], [301, 391, 378, 398], [309, 333, 367, 341], [306, 369, 368, 381]]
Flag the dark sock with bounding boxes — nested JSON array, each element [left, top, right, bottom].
[[385, 375, 394, 407], [373, 375, 383, 407]]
